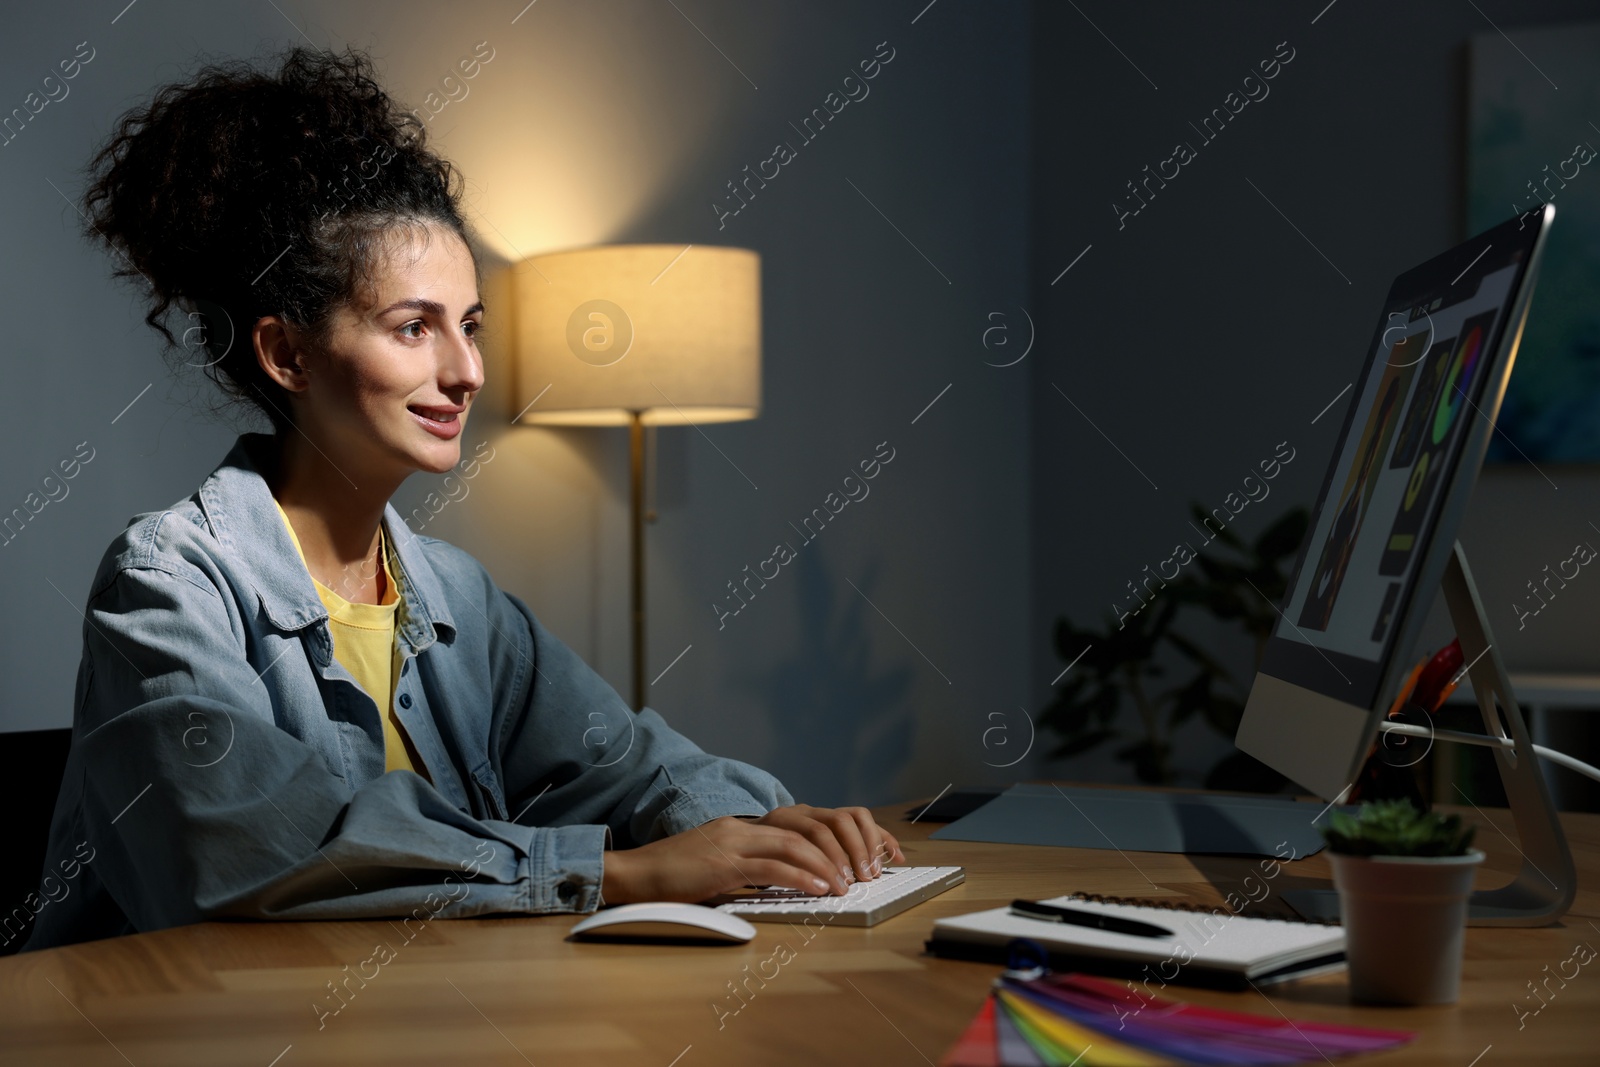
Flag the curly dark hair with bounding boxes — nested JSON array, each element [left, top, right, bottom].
[[81, 45, 479, 431]]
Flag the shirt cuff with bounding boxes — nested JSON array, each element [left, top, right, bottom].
[[485, 819, 608, 914]]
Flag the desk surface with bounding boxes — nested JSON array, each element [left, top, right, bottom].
[[3, 786, 1598, 1066]]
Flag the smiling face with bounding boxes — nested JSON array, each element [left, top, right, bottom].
[[261, 221, 486, 483]]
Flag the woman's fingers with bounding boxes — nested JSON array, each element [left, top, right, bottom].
[[738, 822, 849, 894], [783, 815, 856, 887], [843, 806, 901, 874], [810, 806, 873, 881], [608, 802, 914, 905], [734, 857, 842, 897], [876, 825, 902, 870], [731, 806, 909, 891], [763, 806, 869, 885]]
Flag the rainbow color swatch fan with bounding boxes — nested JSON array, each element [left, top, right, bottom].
[[941, 971, 1413, 1066]]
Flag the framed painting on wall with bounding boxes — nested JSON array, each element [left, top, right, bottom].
[[1468, 20, 1600, 463]]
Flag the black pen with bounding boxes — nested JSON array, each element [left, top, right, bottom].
[[1008, 899, 1174, 939]]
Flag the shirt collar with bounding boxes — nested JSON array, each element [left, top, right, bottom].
[[196, 433, 457, 651]]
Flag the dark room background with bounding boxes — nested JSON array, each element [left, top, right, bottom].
[[2, 0, 1596, 817]]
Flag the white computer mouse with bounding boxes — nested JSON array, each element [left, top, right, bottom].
[[569, 902, 757, 943]]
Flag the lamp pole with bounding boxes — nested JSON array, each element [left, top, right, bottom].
[[629, 410, 646, 712]]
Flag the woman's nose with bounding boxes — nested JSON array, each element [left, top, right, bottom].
[[442, 330, 485, 394]]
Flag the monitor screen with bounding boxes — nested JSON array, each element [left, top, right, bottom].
[[1281, 251, 1523, 669]]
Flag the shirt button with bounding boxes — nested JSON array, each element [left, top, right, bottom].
[[556, 881, 577, 903], [398, 692, 413, 709]]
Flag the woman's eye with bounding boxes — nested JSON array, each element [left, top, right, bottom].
[[398, 319, 482, 341]]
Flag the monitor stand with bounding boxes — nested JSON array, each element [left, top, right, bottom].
[[1283, 541, 1577, 927]]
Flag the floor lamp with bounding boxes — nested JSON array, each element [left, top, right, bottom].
[[511, 245, 762, 711]]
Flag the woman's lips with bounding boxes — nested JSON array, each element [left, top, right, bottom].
[[408, 404, 464, 440]]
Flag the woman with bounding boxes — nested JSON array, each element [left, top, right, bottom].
[[21, 47, 900, 952]]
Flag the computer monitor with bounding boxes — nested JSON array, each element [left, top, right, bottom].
[[1235, 204, 1578, 924], [1235, 204, 1576, 924]]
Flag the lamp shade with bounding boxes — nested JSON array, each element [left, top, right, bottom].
[[512, 244, 761, 426]]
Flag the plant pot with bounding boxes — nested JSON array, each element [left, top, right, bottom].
[[1327, 849, 1485, 1005]]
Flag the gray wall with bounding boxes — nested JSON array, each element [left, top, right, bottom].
[[0, 1, 1033, 807], [15, 0, 1589, 805], [1031, 0, 1600, 787]]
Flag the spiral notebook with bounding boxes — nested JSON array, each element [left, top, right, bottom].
[[927, 892, 1346, 990]]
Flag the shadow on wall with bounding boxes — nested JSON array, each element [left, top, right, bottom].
[[732, 549, 916, 808]]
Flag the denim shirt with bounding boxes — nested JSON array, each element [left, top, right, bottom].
[[19, 433, 793, 952]]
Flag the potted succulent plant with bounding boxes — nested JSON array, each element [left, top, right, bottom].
[[1321, 799, 1484, 1005]]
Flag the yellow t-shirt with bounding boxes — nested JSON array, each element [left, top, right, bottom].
[[274, 502, 427, 779]]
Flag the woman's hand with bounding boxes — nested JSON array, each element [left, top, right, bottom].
[[599, 804, 905, 905], [748, 804, 905, 885]]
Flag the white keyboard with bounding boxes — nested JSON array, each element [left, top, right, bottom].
[[713, 866, 965, 927]]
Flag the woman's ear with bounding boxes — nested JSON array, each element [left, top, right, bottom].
[[254, 315, 310, 394]]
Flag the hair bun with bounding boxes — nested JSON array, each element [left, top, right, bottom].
[[81, 45, 471, 430]]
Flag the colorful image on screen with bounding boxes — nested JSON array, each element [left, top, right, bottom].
[[1277, 262, 1517, 664], [1296, 356, 1413, 632], [1379, 311, 1496, 576]]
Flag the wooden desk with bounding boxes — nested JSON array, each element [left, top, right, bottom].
[[2, 789, 1598, 1066]]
